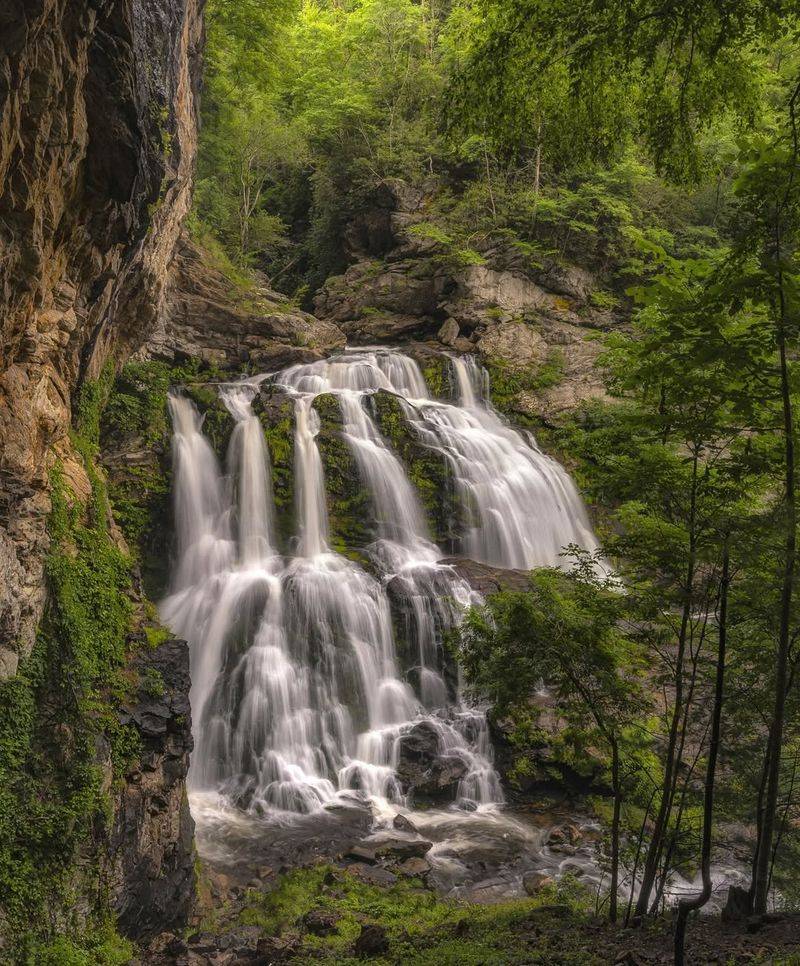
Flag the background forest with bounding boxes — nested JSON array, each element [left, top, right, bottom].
[[192, 0, 800, 958]]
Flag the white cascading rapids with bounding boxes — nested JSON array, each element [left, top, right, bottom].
[[161, 349, 599, 819]]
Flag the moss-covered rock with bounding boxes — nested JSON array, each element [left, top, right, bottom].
[[0, 435, 194, 955], [312, 394, 374, 556], [419, 355, 453, 400], [254, 385, 297, 551], [182, 383, 236, 463], [369, 391, 459, 552], [99, 361, 236, 598]]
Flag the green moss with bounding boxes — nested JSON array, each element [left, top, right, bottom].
[[313, 394, 374, 551], [74, 363, 115, 448], [29, 921, 135, 966], [371, 391, 458, 549], [0, 464, 140, 955], [420, 356, 452, 400], [217, 864, 594, 964], [256, 392, 296, 549], [100, 360, 234, 596]]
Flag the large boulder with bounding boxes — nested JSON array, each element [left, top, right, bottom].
[[395, 720, 469, 801], [440, 557, 532, 595]]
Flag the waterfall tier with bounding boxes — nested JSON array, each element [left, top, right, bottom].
[[161, 349, 599, 818]]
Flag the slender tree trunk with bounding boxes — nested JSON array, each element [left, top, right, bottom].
[[674, 538, 729, 965], [610, 737, 621, 922], [484, 140, 497, 220], [752, 252, 795, 915], [533, 119, 542, 199], [634, 454, 699, 919], [625, 787, 657, 925]]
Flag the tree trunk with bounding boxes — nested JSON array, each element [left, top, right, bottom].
[[751, 249, 795, 916], [634, 454, 699, 919], [610, 737, 621, 922], [674, 537, 729, 964]]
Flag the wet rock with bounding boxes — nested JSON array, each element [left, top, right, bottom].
[[392, 813, 419, 834], [355, 923, 389, 958], [395, 720, 469, 801], [301, 908, 339, 936], [112, 637, 195, 940], [545, 824, 585, 848], [347, 844, 379, 864], [346, 862, 398, 888], [523, 870, 554, 895], [397, 857, 432, 877], [374, 837, 433, 860], [438, 317, 460, 347]]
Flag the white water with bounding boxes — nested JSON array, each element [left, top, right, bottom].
[[161, 349, 599, 821]]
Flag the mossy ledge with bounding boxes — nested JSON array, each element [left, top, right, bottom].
[[100, 360, 236, 599]]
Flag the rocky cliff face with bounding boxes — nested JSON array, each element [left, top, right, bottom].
[[0, 0, 202, 678], [145, 233, 345, 370], [313, 180, 613, 426], [0, 0, 203, 952]]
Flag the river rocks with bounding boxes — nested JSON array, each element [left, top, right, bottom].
[[395, 720, 469, 800], [393, 812, 419, 833], [375, 837, 434, 860], [397, 856, 432, 877], [523, 870, 555, 895]]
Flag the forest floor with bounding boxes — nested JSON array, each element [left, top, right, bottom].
[[142, 862, 800, 965]]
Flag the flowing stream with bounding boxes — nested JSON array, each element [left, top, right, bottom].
[[161, 348, 603, 892]]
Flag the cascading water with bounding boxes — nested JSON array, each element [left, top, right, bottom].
[[161, 349, 599, 829]]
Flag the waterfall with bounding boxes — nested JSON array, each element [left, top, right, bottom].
[[161, 349, 598, 820]]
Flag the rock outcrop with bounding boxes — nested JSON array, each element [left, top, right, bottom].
[[111, 636, 195, 940], [312, 188, 614, 426], [145, 234, 345, 371], [0, 0, 203, 677]]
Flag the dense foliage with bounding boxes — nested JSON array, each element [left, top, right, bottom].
[[195, 1, 800, 958]]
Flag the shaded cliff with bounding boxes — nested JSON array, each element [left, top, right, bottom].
[[0, 0, 203, 956], [0, 0, 202, 677]]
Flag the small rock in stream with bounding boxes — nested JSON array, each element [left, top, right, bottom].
[[522, 870, 554, 895], [374, 837, 433, 860], [392, 813, 418, 833]]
